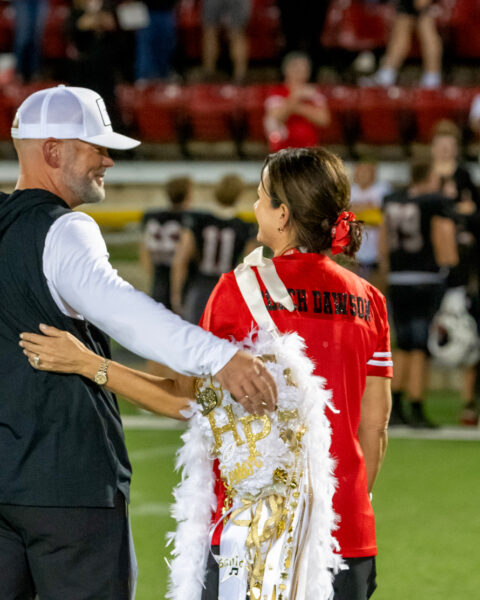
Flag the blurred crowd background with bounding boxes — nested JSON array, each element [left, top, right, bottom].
[[0, 0, 479, 157], [1, 0, 480, 429]]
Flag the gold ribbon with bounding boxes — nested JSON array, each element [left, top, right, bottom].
[[231, 494, 286, 592]]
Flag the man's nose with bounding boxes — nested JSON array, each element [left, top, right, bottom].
[[103, 155, 115, 168]]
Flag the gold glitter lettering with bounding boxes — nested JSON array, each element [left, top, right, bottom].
[[239, 415, 271, 457], [208, 405, 244, 454]]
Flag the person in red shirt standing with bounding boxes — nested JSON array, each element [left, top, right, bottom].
[[264, 52, 331, 152], [200, 147, 392, 599]]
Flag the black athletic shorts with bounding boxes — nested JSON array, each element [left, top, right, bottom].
[[201, 547, 377, 600], [395, 0, 435, 16], [389, 283, 444, 352], [333, 556, 377, 600]]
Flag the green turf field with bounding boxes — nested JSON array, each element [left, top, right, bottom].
[[120, 392, 480, 600], [110, 245, 480, 598]]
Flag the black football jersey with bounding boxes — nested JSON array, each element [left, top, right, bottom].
[[183, 211, 256, 278], [141, 209, 187, 268], [383, 191, 453, 274], [141, 209, 188, 306]]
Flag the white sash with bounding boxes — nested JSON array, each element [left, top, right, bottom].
[[234, 247, 295, 336]]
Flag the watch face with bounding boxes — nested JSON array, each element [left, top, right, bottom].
[[95, 372, 107, 386]]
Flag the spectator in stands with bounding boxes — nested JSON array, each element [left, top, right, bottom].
[[264, 52, 330, 153], [13, 0, 49, 82], [135, 0, 178, 83], [140, 176, 193, 310], [368, 0, 442, 88], [171, 174, 257, 324], [67, 1, 122, 129], [276, 0, 331, 72], [379, 161, 458, 427], [201, 0, 251, 83], [350, 158, 392, 287], [469, 94, 480, 137]]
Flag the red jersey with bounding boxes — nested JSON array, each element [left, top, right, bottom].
[[200, 252, 392, 558], [264, 84, 327, 152]]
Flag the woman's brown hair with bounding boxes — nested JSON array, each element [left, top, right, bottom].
[[261, 147, 362, 257]]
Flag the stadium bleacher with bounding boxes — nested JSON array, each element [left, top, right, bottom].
[[0, 0, 479, 155], [1, 0, 480, 62]]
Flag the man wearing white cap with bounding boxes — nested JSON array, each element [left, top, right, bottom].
[[0, 85, 276, 599]]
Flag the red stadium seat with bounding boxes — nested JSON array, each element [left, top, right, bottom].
[[447, 0, 478, 25], [177, 0, 202, 61], [115, 84, 139, 134], [413, 87, 479, 142], [0, 82, 59, 138], [0, 91, 14, 139], [247, 0, 281, 61], [241, 84, 273, 142], [358, 87, 413, 145], [319, 86, 360, 145], [135, 84, 188, 142], [322, 0, 393, 51], [0, 2, 14, 53], [185, 84, 243, 141], [42, 4, 69, 60], [453, 24, 480, 59]]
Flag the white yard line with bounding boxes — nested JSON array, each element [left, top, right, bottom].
[[123, 415, 186, 430], [388, 426, 480, 441], [123, 415, 480, 441]]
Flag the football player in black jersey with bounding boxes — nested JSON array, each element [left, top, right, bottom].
[[140, 176, 192, 309], [380, 161, 458, 427], [171, 174, 257, 324]]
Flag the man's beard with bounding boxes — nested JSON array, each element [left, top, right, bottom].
[[66, 169, 105, 205]]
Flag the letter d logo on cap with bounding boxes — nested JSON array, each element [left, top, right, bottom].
[[96, 98, 111, 127]]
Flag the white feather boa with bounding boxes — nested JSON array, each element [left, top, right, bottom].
[[166, 329, 343, 600]]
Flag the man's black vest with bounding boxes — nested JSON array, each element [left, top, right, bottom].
[[0, 189, 131, 506]]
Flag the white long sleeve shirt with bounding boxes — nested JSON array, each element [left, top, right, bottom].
[[43, 212, 237, 375]]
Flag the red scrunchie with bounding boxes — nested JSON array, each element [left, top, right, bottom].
[[331, 211, 356, 255]]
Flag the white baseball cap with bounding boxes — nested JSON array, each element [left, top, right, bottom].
[[11, 84, 140, 150]]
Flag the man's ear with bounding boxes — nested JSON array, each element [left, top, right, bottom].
[[42, 139, 62, 168]]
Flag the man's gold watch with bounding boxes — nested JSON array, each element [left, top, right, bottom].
[[94, 358, 110, 386]]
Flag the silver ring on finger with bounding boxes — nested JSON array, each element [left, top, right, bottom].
[[33, 355, 40, 368], [243, 394, 249, 400]]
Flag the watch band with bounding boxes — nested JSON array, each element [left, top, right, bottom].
[[95, 358, 110, 386]]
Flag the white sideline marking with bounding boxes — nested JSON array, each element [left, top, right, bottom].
[[130, 502, 171, 517], [388, 426, 480, 441], [123, 415, 186, 430], [123, 415, 480, 441]]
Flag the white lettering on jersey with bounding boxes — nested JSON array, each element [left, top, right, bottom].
[[200, 226, 236, 276], [144, 219, 182, 266], [385, 202, 423, 253]]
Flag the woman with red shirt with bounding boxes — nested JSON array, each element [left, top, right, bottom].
[[200, 147, 392, 599], [20, 147, 392, 599]]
